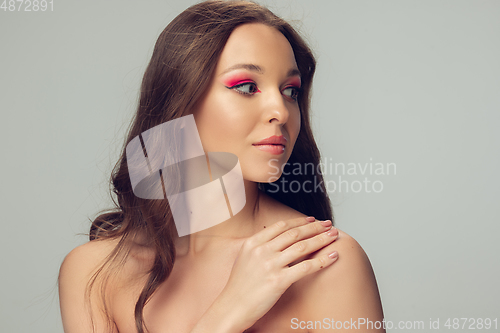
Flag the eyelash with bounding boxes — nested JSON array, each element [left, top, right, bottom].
[[227, 81, 261, 95], [281, 86, 301, 102], [226, 81, 301, 102]]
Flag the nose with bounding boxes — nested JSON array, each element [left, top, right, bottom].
[[262, 90, 289, 125]]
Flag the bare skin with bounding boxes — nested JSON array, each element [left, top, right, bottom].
[[59, 23, 384, 333], [60, 195, 383, 333]]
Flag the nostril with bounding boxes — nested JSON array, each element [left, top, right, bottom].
[[269, 117, 284, 124]]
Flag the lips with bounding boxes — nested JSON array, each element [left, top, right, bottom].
[[252, 135, 287, 155]]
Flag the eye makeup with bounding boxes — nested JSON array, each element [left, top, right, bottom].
[[221, 72, 301, 96], [222, 73, 261, 95], [285, 77, 301, 89], [281, 76, 302, 101], [223, 73, 257, 89]]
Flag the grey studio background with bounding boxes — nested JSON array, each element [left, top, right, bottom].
[[1, 0, 499, 332]]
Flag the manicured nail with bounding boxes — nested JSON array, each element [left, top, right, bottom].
[[328, 251, 338, 259], [326, 227, 338, 236], [320, 220, 332, 227], [305, 216, 315, 222]]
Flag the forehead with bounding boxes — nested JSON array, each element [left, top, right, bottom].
[[216, 23, 298, 74]]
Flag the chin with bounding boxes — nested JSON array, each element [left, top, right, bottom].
[[239, 152, 290, 183], [242, 167, 283, 184]]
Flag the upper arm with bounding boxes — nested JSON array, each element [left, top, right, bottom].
[[58, 241, 119, 333], [301, 230, 385, 332]]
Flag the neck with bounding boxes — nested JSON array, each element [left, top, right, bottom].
[[173, 180, 265, 256]]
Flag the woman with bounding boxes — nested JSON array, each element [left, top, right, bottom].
[[59, 1, 384, 332]]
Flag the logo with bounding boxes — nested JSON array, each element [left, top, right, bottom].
[[125, 115, 246, 236]]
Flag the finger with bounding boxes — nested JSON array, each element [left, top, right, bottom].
[[267, 220, 333, 252], [286, 228, 342, 267], [307, 230, 343, 259], [277, 227, 338, 267], [250, 216, 315, 246], [282, 250, 339, 285]]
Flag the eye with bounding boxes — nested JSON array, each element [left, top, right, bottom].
[[228, 81, 261, 95], [282, 86, 300, 101]]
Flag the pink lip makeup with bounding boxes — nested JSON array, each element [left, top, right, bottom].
[[252, 135, 287, 155]]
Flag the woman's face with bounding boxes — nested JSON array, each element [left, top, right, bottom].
[[192, 23, 301, 183]]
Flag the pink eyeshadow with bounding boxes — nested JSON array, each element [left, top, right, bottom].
[[287, 77, 302, 88], [223, 74, 255, 87]]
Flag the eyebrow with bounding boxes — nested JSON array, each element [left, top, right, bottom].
[[219, 63, 301, 78]]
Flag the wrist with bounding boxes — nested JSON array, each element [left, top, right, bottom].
[[190, 295, 248, 333]]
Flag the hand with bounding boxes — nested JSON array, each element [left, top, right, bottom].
[[214, 216, 339, 331]]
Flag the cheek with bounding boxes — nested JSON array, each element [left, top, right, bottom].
[[193, 94, 254, 151], [289, 107, 302, 145]]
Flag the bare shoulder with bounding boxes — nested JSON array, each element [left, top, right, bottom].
[[311, 229, 377, 288], [296, 229, 385, 332], [59, 236, 155, 332], [318, 229, 373, 278], [60, 234, 154, 279], [258, 194, 385, 330], [59, 238, 121, 333], [60, 238, 119, 276]]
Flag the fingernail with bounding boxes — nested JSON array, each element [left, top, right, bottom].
[[320, 220, 332, 227], [305, 216, 315, 222], [328, 251, 338, 259], [326, 227, 338, 236]]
